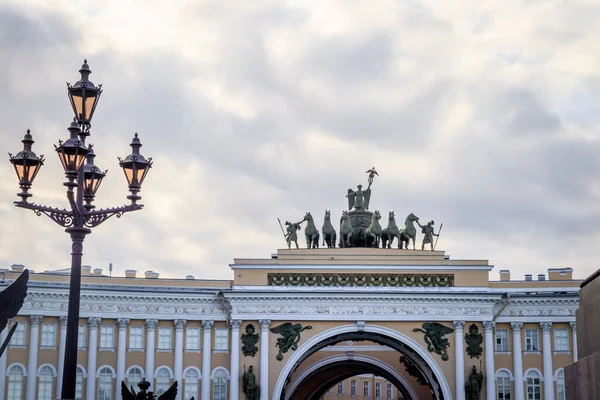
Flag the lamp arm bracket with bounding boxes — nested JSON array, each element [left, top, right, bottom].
[[14, 201, 74, 228], [83, 203, 143, 228]]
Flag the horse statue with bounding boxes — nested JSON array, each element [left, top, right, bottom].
[[381, 211, 401, 249], [322, 210, 337, 248], [339, 211, 354, 248], [364, 210, 383, 248], [304, 212, 320, 249], [399, 212, 419, 250]]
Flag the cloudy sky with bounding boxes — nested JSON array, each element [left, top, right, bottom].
[[0, 0, 598, 281]]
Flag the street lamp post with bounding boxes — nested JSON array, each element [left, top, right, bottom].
[[8, 60, 153, 399]]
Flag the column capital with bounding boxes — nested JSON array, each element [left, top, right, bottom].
[[453, 320, 465, 330], [569, 321, 576, 330], [59, 316, 68, 327], [202, 320, 214, 330], [259, 320, 271, 330], [29, 315, 43, 325], [483, 321, 495, 332], [510, 322, 523, 332], [174, 319, 187, 330], [117, 318, 130, 329], [229, 320, 242, 330], [145, 319, 159, 330], [540, 322, 552, 332], [88, 317, 101, 328]]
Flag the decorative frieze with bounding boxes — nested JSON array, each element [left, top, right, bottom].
[[267, 273, 454, 287]]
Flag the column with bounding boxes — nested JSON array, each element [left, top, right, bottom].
[[453, 321, 465, 400], [116, 318, 130, 389], [259, 320, 271, 400], [145, 319, 158, 388], [174, 319, 186, 400], [56, 316, 68, 399], [26, 315, 42, 400], [541, 322, 554, 400], [511, 322, 524, 400], [0, 323, 9, 400], [229, 320, 242, 400], [483, 321, 495, 400], [570, 321, 578, 362], [85, 317, 101, 400], [201, 320, 214, 400]]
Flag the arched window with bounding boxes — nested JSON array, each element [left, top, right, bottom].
[[155, 367, 171, 396], [75, 366, 85, 400], [38, 366, 54, 400], [213, 369, 227, 400], [496, 370, 511, 400], [97, 367, 113, 400], [184, 368, 200, 400], [7, 364, 25, 400], [556, 369, 565, 400], [525, 370, 542, 400], [127, 367, 144, 388]]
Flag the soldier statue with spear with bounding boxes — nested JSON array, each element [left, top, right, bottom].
[[277, 217, 305, 249], [416, 220, 443, 251]]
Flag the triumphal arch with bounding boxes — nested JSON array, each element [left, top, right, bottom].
[[1, 170, 580, 400]]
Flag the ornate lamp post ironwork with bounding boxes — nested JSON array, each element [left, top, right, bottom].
[[8, 60, 152, 399]]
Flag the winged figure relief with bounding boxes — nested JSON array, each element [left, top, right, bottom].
[[270, 322, 312, 360], [413, 322, 454, 361], [121, 380, 179, 400]]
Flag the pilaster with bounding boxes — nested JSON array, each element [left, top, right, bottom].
[[85, 317, 101, 400], [259, 319, 271, 400], [483, 321, 495, 400], [174, 319, 186, 400], [26, 315, 43, 400], [116, 318, 130, 389], [541, 322, 554, 400], [145, 319, 158, 388], [511, 322, 524, 400], [230, 320, 242, 400], [201, 320, 214, 400], [453, 320, 466, 400]]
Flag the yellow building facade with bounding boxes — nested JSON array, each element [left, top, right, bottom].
[[0, 248, 579, 400]]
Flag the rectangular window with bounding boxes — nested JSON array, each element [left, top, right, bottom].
[[376, 382, 382, 398], [387, 383, 393, 399], [525, 329, 539, 352], [214, 328, 229, 350], [41, 324, 56, 347], [351, 380, 357, 396], [130, 326, 144, 349], [337, 382, 344, 395], [186, 327, 200, 350], [100, 325, 114, 348], [554, 329, 569, 351], [78, 325, 86, 348], [10, 323, 26, 346], [495, 329, 509, 352], [158, 327, 172, 349], [364, 381, 371, 397]]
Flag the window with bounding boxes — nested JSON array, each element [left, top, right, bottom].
[[184, 369, 200, 400], [130, 326, 144, 349], [78, 325, 86, 348], [186, 327, 201, 350], [7, 365, 24, 400], [387, 383, 393, 399], [100, 326, 114, 348], [496, 370, 511, 400], [376, 382, 382, 398], [214, 328, 229, 350], [525, 329, 539, 352], [155, 367, 171, 395], [554, 329, 569, 351], [213, 369, 227, 400], [127, 367, 143, 388], [525, 370, 541, 400], [158, 327, 172, 349], [97, 367, 113, 400], [76, 367, 84, 400], [351, 380, 357, 396], [10, 323, 26, 346], [364, 381, 371, 397], [338, 381, 344, 395], [496, 329, 509, 352], [556, 369, 565, 400], [41, 324, 56, 347], [38, 366, 54, 400]]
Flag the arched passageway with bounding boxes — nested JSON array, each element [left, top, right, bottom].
[[273, 324, 452, 400]]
